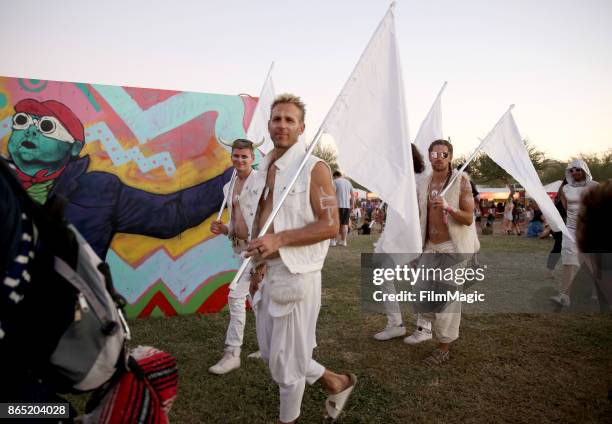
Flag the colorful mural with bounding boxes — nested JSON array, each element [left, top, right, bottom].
[[0, 77, 258, 318]]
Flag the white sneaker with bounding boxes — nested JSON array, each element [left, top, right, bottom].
[[373, 324, 406, 341], [549, 293, 570, 307], [404, 324, 433, 345], [247, 350, 262, 359], [340, 240, 348, 247], [208, 350, 241, 375], [330, 239, 337, 247]]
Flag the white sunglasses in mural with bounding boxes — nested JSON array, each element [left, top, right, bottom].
[[12, 112, 76, 144]]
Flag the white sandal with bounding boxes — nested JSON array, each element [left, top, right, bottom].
[[325, 373, 357, 421]]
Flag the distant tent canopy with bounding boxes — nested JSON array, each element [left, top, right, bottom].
[[476, 186, 511, 201], [526, 180, 562, 200], [542, 180, 562, 198]]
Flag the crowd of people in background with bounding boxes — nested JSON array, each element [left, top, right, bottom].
[[473, 192, 552, 238], [348, 149, 609, 316], [347, 198, 387, 235], [349, 177, 587, 245]]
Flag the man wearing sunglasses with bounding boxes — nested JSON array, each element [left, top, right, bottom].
[[550, 159, 598, 307], [4, 98, 233, 259], [405, 139, 480, 365]]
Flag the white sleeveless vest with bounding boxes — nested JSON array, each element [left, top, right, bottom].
[[417, 170, 480, 254], [258, 141, 330, 274]]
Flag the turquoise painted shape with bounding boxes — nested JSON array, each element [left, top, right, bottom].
[[92, 85, 246, 144], [85, 121, 177, 175], [106, 235, 239, 304], [0, 117, 12, 139], [17, 79, 48, 92], [75, 83, 101, 112]]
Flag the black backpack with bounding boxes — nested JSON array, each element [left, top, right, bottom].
[[0, 159, 130, 397]]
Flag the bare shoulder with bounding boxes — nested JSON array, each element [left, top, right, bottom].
[[311, 160, 333, 185], [460, 174, 472, 191]]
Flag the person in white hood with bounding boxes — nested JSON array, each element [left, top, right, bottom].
[[550, 159, 598, 307]]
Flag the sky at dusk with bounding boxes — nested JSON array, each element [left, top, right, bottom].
[[1, 0, 610, 161]]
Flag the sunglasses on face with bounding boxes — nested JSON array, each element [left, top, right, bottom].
[[569, 168, 583, 173], [430, 151, 450, 159]]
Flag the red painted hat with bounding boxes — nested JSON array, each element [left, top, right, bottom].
[[14, 98, 85, 142]]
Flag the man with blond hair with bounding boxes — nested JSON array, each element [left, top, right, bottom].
[[247, 94, 356, 423]]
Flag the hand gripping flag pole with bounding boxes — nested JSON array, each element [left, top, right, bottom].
[[216, 170, 236, 221], [228, 127, 325, 290], [216, 61, 275, 221]]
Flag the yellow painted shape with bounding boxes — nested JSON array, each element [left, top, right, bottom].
[[81, 133, 232, 193], [111, 209, 229, 264]]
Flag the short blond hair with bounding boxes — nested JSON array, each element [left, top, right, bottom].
[[271, 93, 306, 122]]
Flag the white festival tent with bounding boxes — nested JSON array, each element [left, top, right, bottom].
[[542, 180, 562, 194]]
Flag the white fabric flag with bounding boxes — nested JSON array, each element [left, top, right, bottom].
[[376, 82, 446, 254], [414, 81, 447, 175], [322, 4, 421, 254], [480, 107, 571, 238], [246, 62, 276, 154]]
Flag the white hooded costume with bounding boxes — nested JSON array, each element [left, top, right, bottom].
[[561, 159, 598, 266]]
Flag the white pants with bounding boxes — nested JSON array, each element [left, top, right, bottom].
[[255, 258, 325, 423], [382, 280, 403, 327], [417, 241, 462, 344], [224, 267, 251, 350]]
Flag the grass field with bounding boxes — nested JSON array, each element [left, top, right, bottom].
[[72, 227, 612, 423]]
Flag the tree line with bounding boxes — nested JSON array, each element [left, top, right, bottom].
[[314, 141, 612, 190]]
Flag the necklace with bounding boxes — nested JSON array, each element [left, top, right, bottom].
[[428, 170, 452, 200]]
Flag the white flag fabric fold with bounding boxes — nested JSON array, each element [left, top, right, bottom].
[[246, 62, 276, 154], [414, 81, 446, 175], [480, 108, 571, 238], [322, 4, 421, 254]]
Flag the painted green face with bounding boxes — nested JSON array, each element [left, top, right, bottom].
[[7, 114, 83, 176]]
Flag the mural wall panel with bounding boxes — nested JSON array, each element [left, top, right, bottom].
[[0, 77, 257, 318]]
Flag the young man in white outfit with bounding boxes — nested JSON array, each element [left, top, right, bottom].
[[246, 94, 356, 423], [405, 139, 479, 365], [208, 138, 263, 375]]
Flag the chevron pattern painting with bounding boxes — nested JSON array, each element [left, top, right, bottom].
[[1, 76, 258, 318]]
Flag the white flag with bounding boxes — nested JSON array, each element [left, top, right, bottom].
[[414, 81, 447, 175], [480, 107, 571, 238], [322, 4, 421, 254], [376, 82, 447, 254], [246, 62, 276, 154]]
